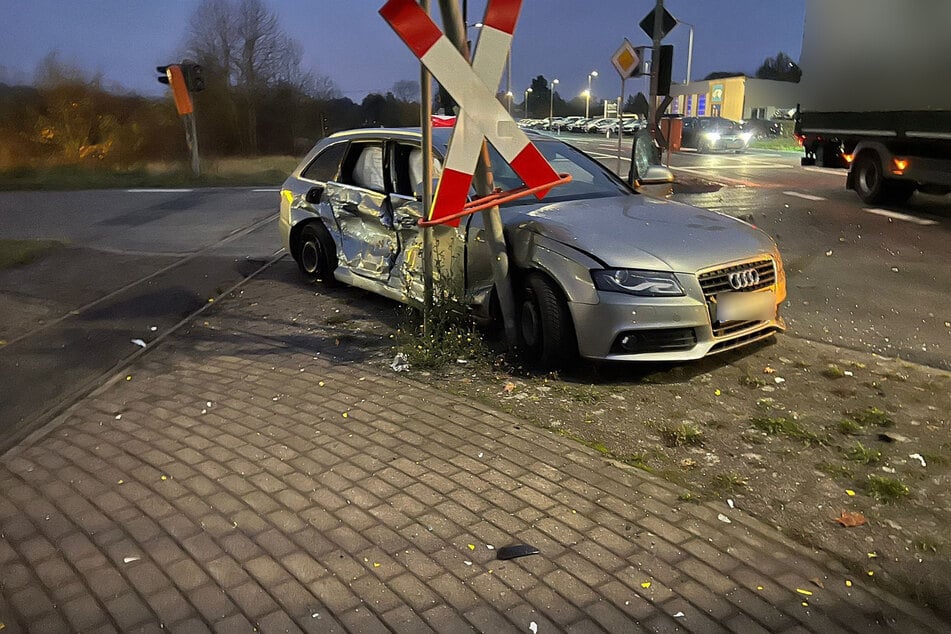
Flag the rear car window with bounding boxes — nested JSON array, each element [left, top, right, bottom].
[[301, 142, 347, 182]]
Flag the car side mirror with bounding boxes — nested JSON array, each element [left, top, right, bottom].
[[639, 165, 675, 184], [305, 186, 324, 204]]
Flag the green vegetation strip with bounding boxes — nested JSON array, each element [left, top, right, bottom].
[[0, 157, 298, 191], [0, 239, 65, 270]]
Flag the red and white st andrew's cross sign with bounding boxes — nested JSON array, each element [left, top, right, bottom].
[[380, 0, 561, 225]]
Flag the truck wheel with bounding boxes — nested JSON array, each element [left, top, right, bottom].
[[815, 144, 828, 167], [853, 154, 885, 204]]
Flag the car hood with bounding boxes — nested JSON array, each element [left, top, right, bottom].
[[505, 194, 776, 272]]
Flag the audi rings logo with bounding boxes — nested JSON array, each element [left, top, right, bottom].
[[728, 269, 760, 290]]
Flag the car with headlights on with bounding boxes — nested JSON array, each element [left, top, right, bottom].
[[280, 128, 786, 368], [681, 116, 752, 152]]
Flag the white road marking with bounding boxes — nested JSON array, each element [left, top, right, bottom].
[[588, 152, 630, 163], [864, 208, 939, 226], [802, 166, 846, 176], [675, 164, 792, 171], [126, 188, 193, 193], [783, 191, 827, 201], [668, 167, 752, 187], [252, 188, 280, 192]]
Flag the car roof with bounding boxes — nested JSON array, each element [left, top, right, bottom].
[[323, 126, 552, 153]]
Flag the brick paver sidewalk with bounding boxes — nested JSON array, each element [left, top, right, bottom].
[[1, 266, 946, 633]]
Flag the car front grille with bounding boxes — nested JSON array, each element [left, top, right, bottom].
[[698, 258, 776, 299], [698, 258, 777, 339]]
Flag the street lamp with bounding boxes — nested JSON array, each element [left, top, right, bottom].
[[505, 90, 513, 114], [549, 78, 559, 128], [581, 90, 591, 120], [677, 21, 695, 84], [524, 87, 532, 117], [586, 70, 598, 118]]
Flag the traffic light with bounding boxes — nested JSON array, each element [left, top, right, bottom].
[[156, 65, 173, 85], [182, 63, 205, 93]]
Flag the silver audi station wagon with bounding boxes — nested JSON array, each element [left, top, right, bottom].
[[279, 128, 786, 368]]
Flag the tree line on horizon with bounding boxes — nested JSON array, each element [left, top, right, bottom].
[[0, 0, 800, 172]]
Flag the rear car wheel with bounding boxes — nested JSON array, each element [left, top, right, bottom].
[[517, 273, 577, 370], [296, 223, 337, 282]]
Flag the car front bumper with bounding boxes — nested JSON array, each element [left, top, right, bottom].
[[569, 288, 785, 362]]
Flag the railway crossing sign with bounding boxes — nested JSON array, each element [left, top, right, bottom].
[[380, 0, 561, 225]]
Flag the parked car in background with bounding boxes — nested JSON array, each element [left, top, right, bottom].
[[741, 118, 783, 139], [566, 118, 593, 132], [681, 117, 752, 152], [280, 127, 786, 369]]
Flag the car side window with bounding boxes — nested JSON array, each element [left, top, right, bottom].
[[342, 143, 386, 193], [391, 143, 443, 199], [301, 142, 347, 182]]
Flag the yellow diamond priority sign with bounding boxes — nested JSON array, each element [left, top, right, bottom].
[[612, 38, 641, 78]]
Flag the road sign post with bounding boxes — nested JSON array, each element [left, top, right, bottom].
[[611, 39, 641, 175], [157, 63, 202, 176], [382, 0, 565, 348]]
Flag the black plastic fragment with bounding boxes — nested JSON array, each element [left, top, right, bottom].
[[496, 544, 540, 561]]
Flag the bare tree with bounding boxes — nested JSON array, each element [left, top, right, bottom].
[[392, 80, 420, 103], [184, 0, 321, 152]]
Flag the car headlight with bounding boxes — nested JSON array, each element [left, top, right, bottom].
[[591, 269, 685, 297], [703, 132, 721, 142]]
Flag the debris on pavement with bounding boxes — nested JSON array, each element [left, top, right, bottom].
[[529, 622, 538, 634], [390, 352, 410, 372], [717, 513, 732, 524], [673, 611, 686, 618], [130, 338, 147, 348], [497, 544, 540, 561], [835, 511, 867, 527], [909, 453, 927, 467]]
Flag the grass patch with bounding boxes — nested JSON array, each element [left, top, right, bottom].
[[739, 374, 767, 388], [848, 406, 894, 427], [678, 492, 702, 503], [0, 156, 298, 191], [818, 461, 855, 480], [821, 364, 846, 379], [749, 137, 801, 152], [395, 294, 490, 372], [708, 472, 748, 495], [751, 416, 822, 444], [865, 475, 909, 503], [0, 239, 66, 270], [843, 442, 882, 465], [660, 422, 704, 447], [556, 383, 601, 404], [836, 419, 863, 435]]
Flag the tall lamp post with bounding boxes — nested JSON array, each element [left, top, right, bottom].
[[586, 70, 598, 118], [678, 20, 695, 84], [549, 78, 559, 127], [524, 87, 532, 117], [581, 90, 591, 119], [505, 91, 513, 114]]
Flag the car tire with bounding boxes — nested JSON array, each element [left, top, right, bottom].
[[853, 153, 885, 204], [517, 272, 577, 370], [296, 223, 337, 282]]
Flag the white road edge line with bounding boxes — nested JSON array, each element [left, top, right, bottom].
[[253, 188, 281, 192], [864, 208, 939, 226], [126, 188, 194, 193], [802, 166, 846, 175], [783, 191, 826, 201]]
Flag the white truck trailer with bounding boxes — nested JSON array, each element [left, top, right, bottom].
[[795, 0, 951, 203]]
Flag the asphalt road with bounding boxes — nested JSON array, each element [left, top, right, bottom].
[[563, 133, 951, 370], [0, 187, 281, 451]]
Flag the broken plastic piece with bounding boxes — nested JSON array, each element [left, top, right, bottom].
[[131, 339, 147, 348], [390, 352, 410, 372], [496, 544, 539, 561]]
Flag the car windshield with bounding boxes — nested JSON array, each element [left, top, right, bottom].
[[701, 117, 739, 131], [484, 140, 630, 207]]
